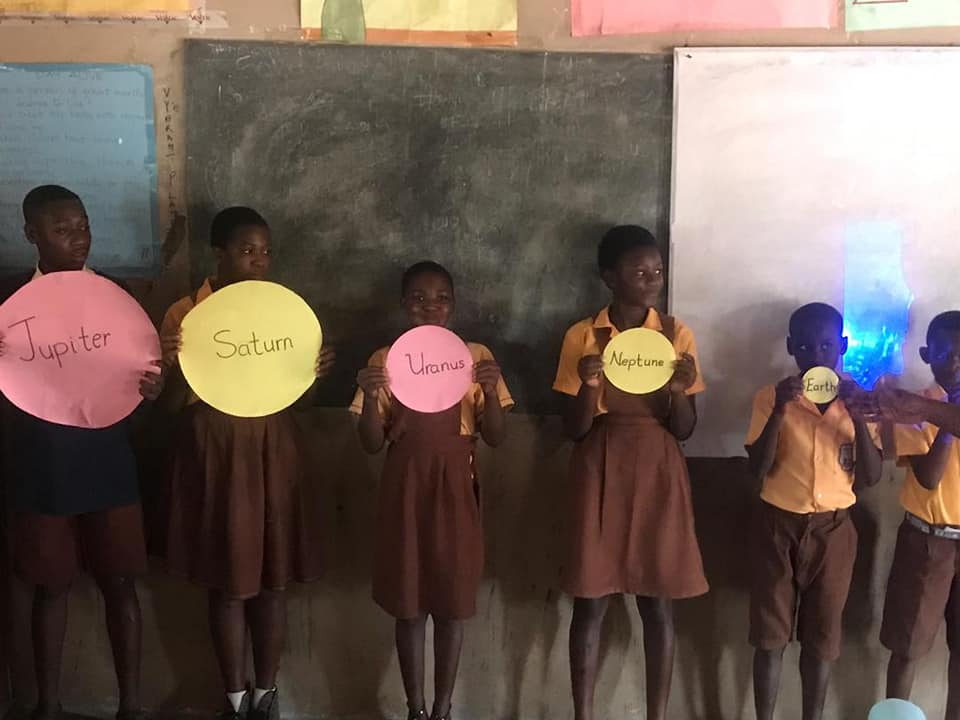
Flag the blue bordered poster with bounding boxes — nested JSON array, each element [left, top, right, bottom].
[[0, 64, 158, 275]]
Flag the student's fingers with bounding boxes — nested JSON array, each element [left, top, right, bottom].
[[315, 347, 336, 376], [473, 360, 501, 385]]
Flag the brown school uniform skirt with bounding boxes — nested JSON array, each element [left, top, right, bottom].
[[162, 403, 322, 599], [560, 414, 708, 599], [749, 501, 856, 662], [373, 403, 483, 620]]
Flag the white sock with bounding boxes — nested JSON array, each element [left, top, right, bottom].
[[253, 687, 275, 706], [227, 691, 247, 712]]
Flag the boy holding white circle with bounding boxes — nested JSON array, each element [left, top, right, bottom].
[[745, 302, 882, 720], [351, 260, 512, 720], [0, 185, 163, 720], [157, 207, 334, 720], [552, 225, 706, 720]]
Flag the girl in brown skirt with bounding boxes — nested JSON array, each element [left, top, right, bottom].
[[351, 261, 513, 720], [158, 207, 334, 720], [552, 226, 708, 720]]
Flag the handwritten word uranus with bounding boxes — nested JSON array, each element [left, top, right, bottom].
[[8, 316, 111, 369], [608, 351, 667, 371], [405, 352, 467, 375], [213, 330, 294, 359]]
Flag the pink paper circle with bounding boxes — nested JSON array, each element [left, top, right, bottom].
[[385, 326, 473, 413], [0, 271, 161, 428]]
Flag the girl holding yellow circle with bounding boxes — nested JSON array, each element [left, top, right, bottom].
[[156, 207, 334, 720]]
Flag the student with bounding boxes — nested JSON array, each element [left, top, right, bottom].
[[553, 225, 707, 720], [351, 261, 512, 720], [745, 302, 882, 720], [158, 207, 334, 720], [876, 311, 960, 719], [0, 185, 162, 720]]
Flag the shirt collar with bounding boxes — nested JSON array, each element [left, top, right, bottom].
[[195, 277, 215, 304], [32, 264, 92, 280], [593, 305, 664, 333]]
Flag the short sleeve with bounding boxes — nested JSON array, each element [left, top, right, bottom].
[[553, 325, 586, 397], [894, 422, 936, 461], [160, 297, 191, 337], [673, 322, 706, 395], [349, 349, 390, 418], [746, 386, 776, 446]]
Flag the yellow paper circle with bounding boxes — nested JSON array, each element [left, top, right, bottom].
[[602, 328, 677, 395], [179, 280, 322, 417], [802, 366, 839, 404]]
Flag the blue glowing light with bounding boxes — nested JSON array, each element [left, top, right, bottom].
[[842, 222, 913, 390]]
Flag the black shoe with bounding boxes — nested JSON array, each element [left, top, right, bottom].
[[430, 708, 451, 720], [249, 689, 279, 720], [116, 711, 147, 720], [407, 710, 427, 720], [29, 706, 61, 720], [218, 689, 251, 720]]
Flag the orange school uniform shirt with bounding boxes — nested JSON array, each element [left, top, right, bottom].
[[552, 306, 706, 413], [350, 343, 513, 436], [894, 385, 960, 527], [160, 277, 215, 405], [745, 386, 879, 513]]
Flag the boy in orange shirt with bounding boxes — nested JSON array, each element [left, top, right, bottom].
[[745, 302, 882, 720], [880, 311, 960, 720]]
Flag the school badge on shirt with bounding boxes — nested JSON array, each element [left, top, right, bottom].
[[839, 443, 855, 473]]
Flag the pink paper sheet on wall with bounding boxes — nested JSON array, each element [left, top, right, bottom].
[[572, 0, 837, 36]]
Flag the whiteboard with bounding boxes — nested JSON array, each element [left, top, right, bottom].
[[671, 48, 960, 457]]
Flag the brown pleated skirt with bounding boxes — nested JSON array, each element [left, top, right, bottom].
[[560, 414, 708, 599], [162, 403, 322, 599], [373, 405, 482, 620]]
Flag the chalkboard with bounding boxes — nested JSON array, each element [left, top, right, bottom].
[[185, 41, 672, 412], [0, 64, 158, 274]]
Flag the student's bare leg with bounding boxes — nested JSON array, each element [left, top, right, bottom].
[[96, 576, 142, 714], [396, 616, 427, 715], [247, 589, 286, 691], [635, 596, 675, 720], [570, 596, 611, 720], [208, 591, 248, 693], [886, 652, 917, 700], [799, 647, 831, 720], [33, 582, 70, 718], [945, 651, 960, 720], [431, 618, 464, 719], [753, 647, 784, 720]]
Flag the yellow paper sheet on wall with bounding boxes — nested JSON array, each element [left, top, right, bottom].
[[1, 0, 189, 12], [301, 0, 517, 46]]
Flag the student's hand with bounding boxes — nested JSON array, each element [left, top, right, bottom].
[[161, 329, 182, 369], [315, 347, 336, 380], [357, 366, 390, 395], [874, 387, 930, 426], [139, 362, 165, 402], [578, 354, 605, 388], [839, 380, 877, 420], [669, 352, 697, 393], [473, 359, 502, 395], [774, 375, 803, 412]]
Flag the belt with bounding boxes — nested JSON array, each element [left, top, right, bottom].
[[906, 512, 960, 540]]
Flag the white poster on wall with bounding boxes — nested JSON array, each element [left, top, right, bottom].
[[671, 47, 960, 457]]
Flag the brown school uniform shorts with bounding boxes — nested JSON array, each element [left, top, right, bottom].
[[9, 503, 147, 588], [881, 519, 960, 660], [749, 500, 857, 662]]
